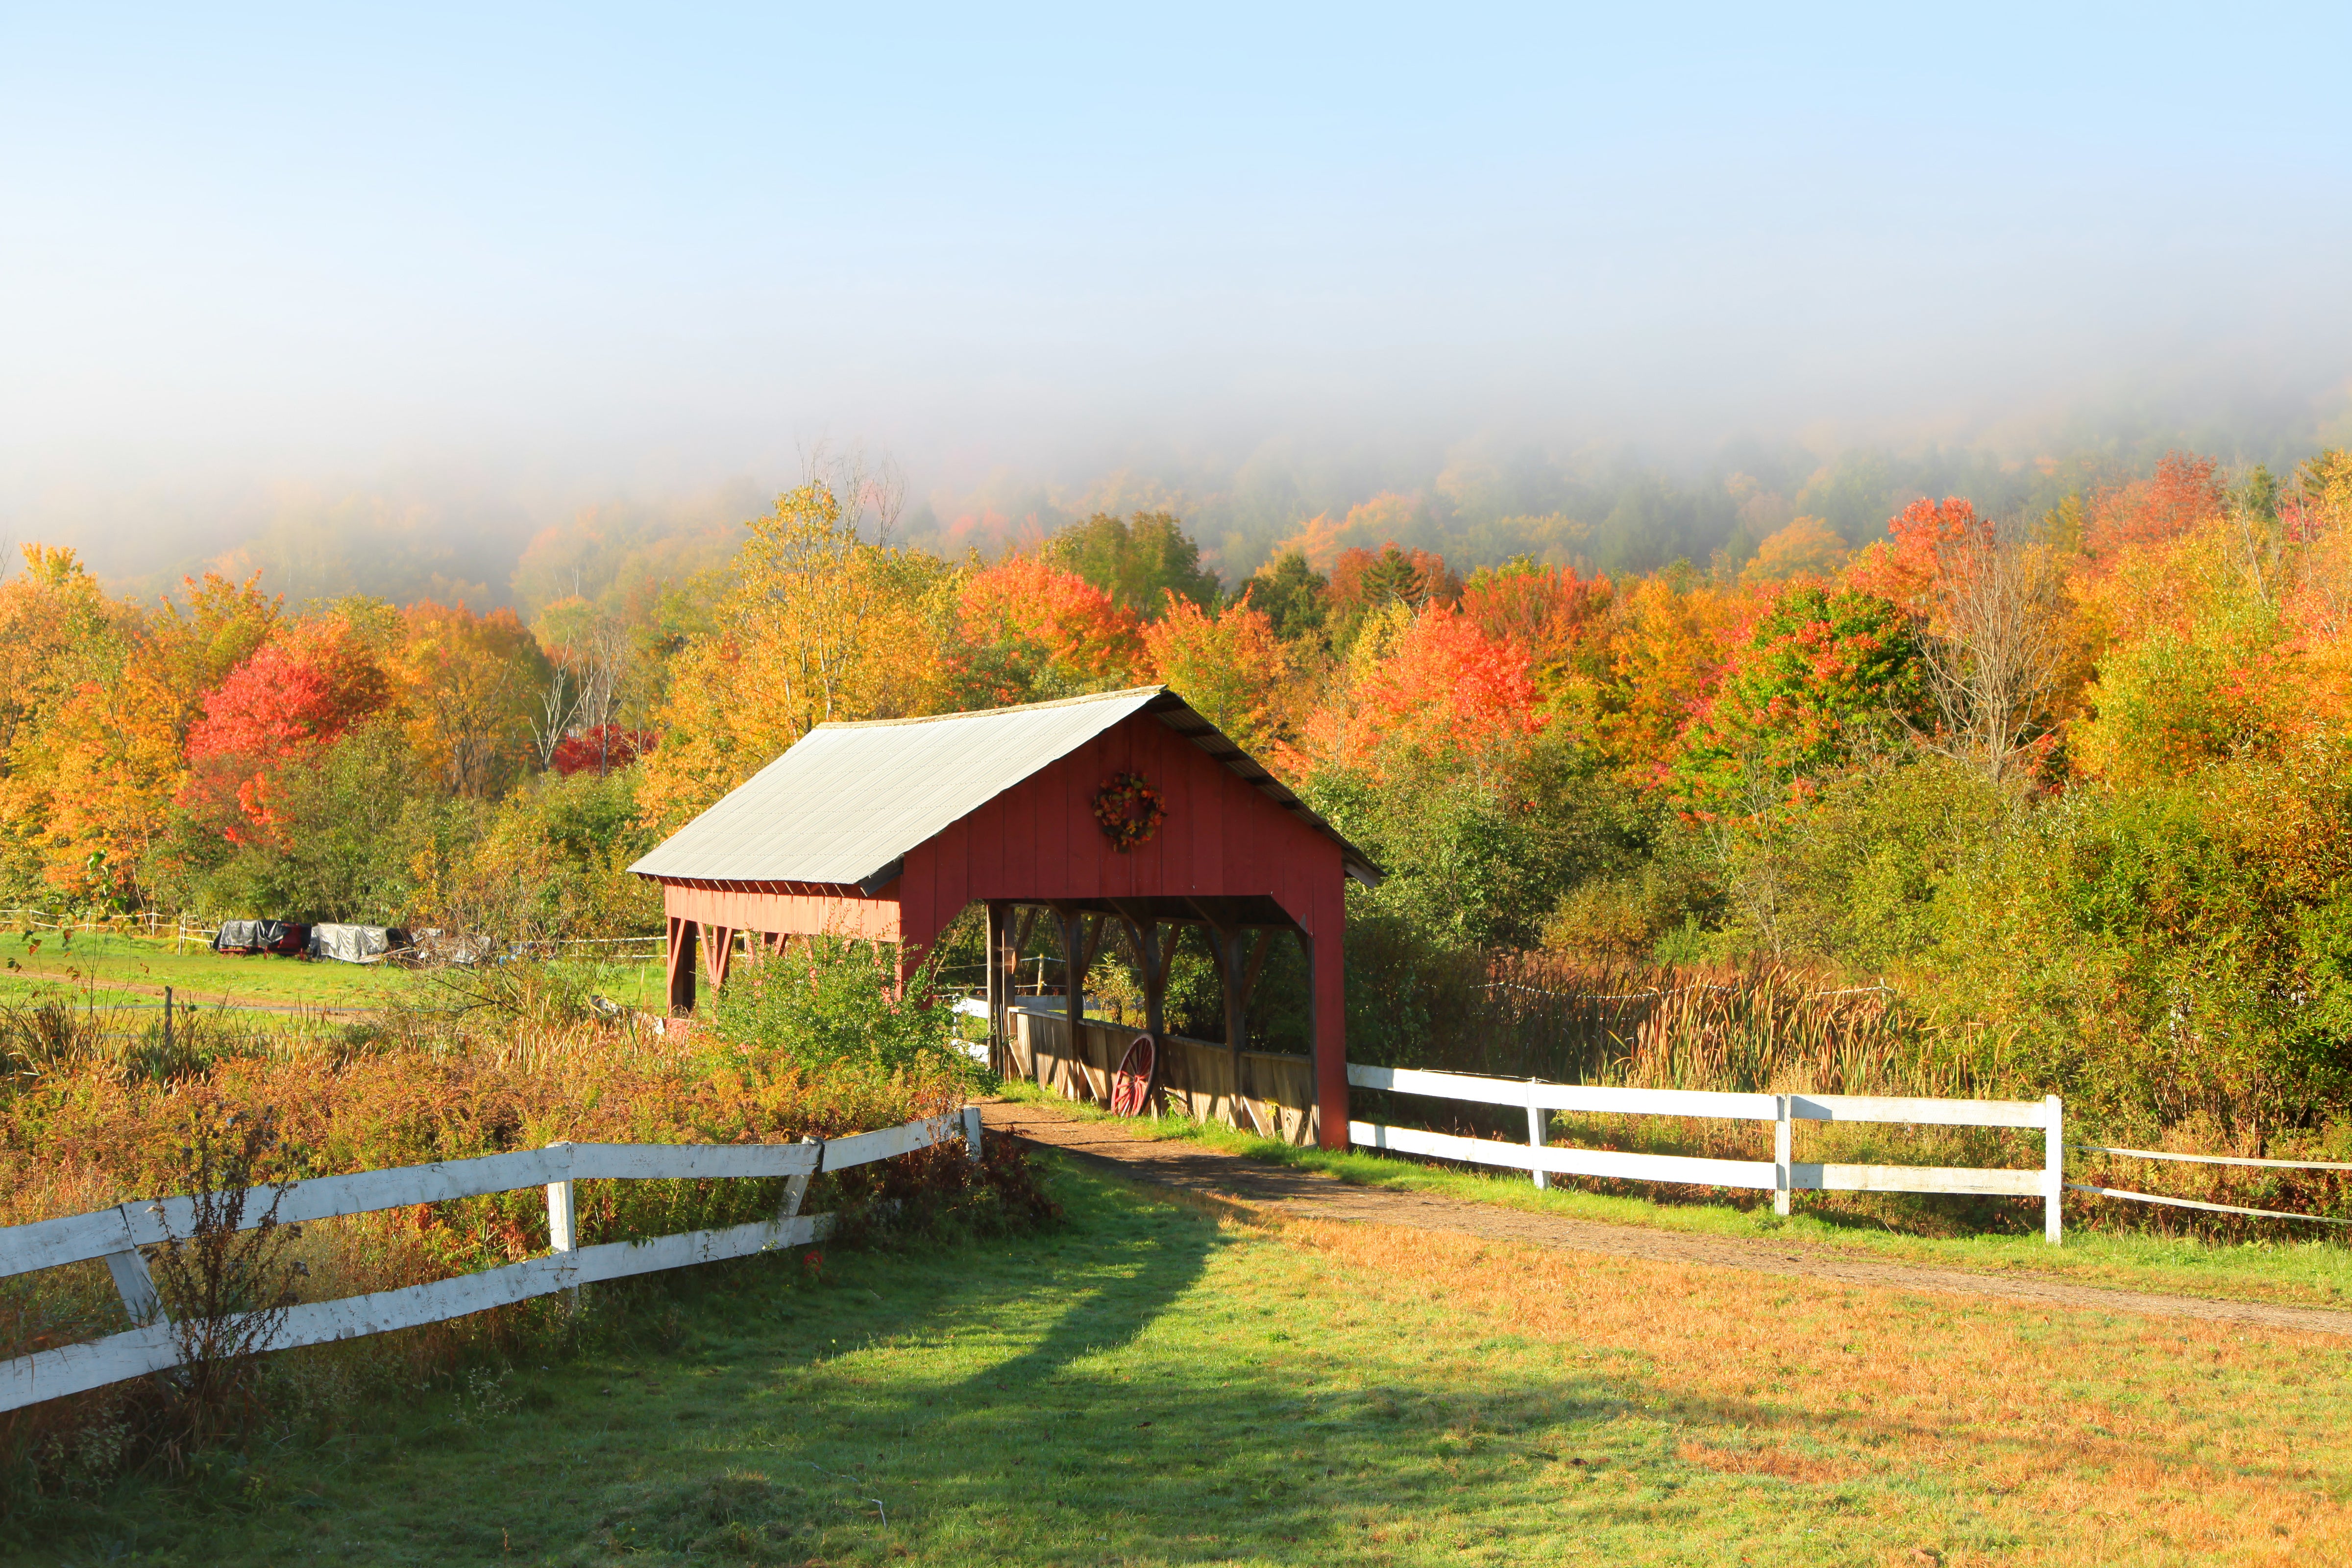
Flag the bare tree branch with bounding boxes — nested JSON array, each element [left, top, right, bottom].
[[529, 665, 579, 769], [1905, 514, 2068, 788]]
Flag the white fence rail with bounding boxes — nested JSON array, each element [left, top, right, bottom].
[[1348, 1064, 2064, 1244], [0, 1108, 984, 1414]]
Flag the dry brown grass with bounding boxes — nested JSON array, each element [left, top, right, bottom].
[[1269, 1212, 2352, 1566]]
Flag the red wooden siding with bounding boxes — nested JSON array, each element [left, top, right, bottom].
[[653, 707, 1352, 1145]]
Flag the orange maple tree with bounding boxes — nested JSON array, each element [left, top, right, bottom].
[[956, 555, 1146, 701], [1292, 601, 1544, 781]]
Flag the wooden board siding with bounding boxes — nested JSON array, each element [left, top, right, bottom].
[[662, 881, 903, 943], [886, 713, 1340, 942]]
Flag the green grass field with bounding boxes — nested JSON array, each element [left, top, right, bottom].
[[997, 1080, 2352, 1310], [44, 1159, 2352, 1566], [0, 932, 668, 1019]]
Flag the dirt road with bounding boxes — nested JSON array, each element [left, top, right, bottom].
[[979, 1096, 2352, 1338]]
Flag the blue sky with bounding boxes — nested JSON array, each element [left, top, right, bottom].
[[3, 4, 2349, 555]]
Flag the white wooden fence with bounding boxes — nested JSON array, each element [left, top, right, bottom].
[[0, 1108, 984, 1414], [1348, 1064, 2064, 1244]]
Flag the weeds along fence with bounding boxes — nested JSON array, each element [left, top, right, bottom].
[[0, 1109, 983, 1414], [1354, 950, 1975, 1105]]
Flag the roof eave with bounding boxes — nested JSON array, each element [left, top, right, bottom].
[[1140, 690, 1384, 888]]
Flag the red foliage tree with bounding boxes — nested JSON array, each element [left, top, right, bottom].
[[181, 617, 392, 843], [1841, 496, 1987, 615], [956, 555, 1146, 701], [551, 725, 656, 777], [1458, 563, 1611, 673], [1292, 602, 1544, 779], [2087, 450, 2223, 558]]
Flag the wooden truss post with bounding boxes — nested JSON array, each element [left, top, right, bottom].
[[702, 925, 735, 992], [1305, 924, 1348, 1151], [1052, 908, 1107, 1103], [1137, 920, 1169, 1042], [666, 916, 698, 1016], [1112, 909, 1174, 1113], [1190, 903, 1273, 1135], [1054, 906, 1084, 1099], [984, 901, 1009, 1076]]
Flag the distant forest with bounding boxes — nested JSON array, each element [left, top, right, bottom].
[[9, 436, 2352, 1146]]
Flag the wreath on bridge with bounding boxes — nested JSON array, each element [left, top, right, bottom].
[[1092, 771, 1167, 852]]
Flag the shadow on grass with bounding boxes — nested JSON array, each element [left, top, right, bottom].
[[40, 1157, 2132, 1567]]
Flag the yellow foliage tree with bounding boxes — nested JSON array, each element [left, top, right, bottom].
[[1588, 572, 1750, 786], [1739, 515, 1847, 584], [0, 549, 259, 900], [395, 602, 550, 798], [637, 483, 963, 829]]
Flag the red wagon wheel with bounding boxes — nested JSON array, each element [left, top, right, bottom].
[[1109, 1033, 1156, 1117]]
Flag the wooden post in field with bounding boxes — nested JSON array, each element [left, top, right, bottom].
[[962, 1105, 983, 1161], [1773, 1096, 1792, 1218], [162, 986, 172, 1060], [2044, 1094, 2064, 1246], [1525, 1080, 1548, 1191], [545, 1143, 579, 1313]]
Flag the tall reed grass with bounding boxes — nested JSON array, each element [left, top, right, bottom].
[[1349, 943, 2352, 1242]]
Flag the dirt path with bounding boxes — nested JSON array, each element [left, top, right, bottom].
[[980, 1097, 2352, 1339]]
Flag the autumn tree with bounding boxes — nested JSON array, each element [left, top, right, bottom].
[[956, 555, 1146, 703], [180, 616, 397, 845], [1672, 583, 1926, 817], [1587, 568, 1750, 787], [1849, 498, 2069, 787], [2086, 449, 2225, 561], [637, 482, 962, 828], [2302, 448, 2352, 527], [529, 594, 636, 770], [397, 602, 550, 798], [1290, 600, 1544, 784], [1044, 510, 1220, 615], [1248, 551, 1330, 644], [0, 547, 186, 899], [1457, 558, 1611, 683], [1142, 591, 1292, 756], [1738, 515, 1847, 584]]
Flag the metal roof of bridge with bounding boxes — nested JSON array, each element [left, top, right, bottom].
[[629, 686, 1379, 890]]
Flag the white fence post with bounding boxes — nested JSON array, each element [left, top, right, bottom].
[[1525, 1081, 1548, 1191], [2044, 1094, 2064, 1246], [779, 1135, 820, 1221], [962, 1105, 984, 1161], [101, 1240, 165, 1327], [1773, 1095, 1791, 1217], [545, 1142, 578, 1311]]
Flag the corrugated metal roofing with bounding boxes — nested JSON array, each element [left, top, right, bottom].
[[629, 685, 1380, 888]]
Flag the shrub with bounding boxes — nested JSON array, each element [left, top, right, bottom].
[[704, 937, 970, 1081]]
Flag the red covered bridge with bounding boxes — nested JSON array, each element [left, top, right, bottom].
[[629, 686, 1380, 1148]]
